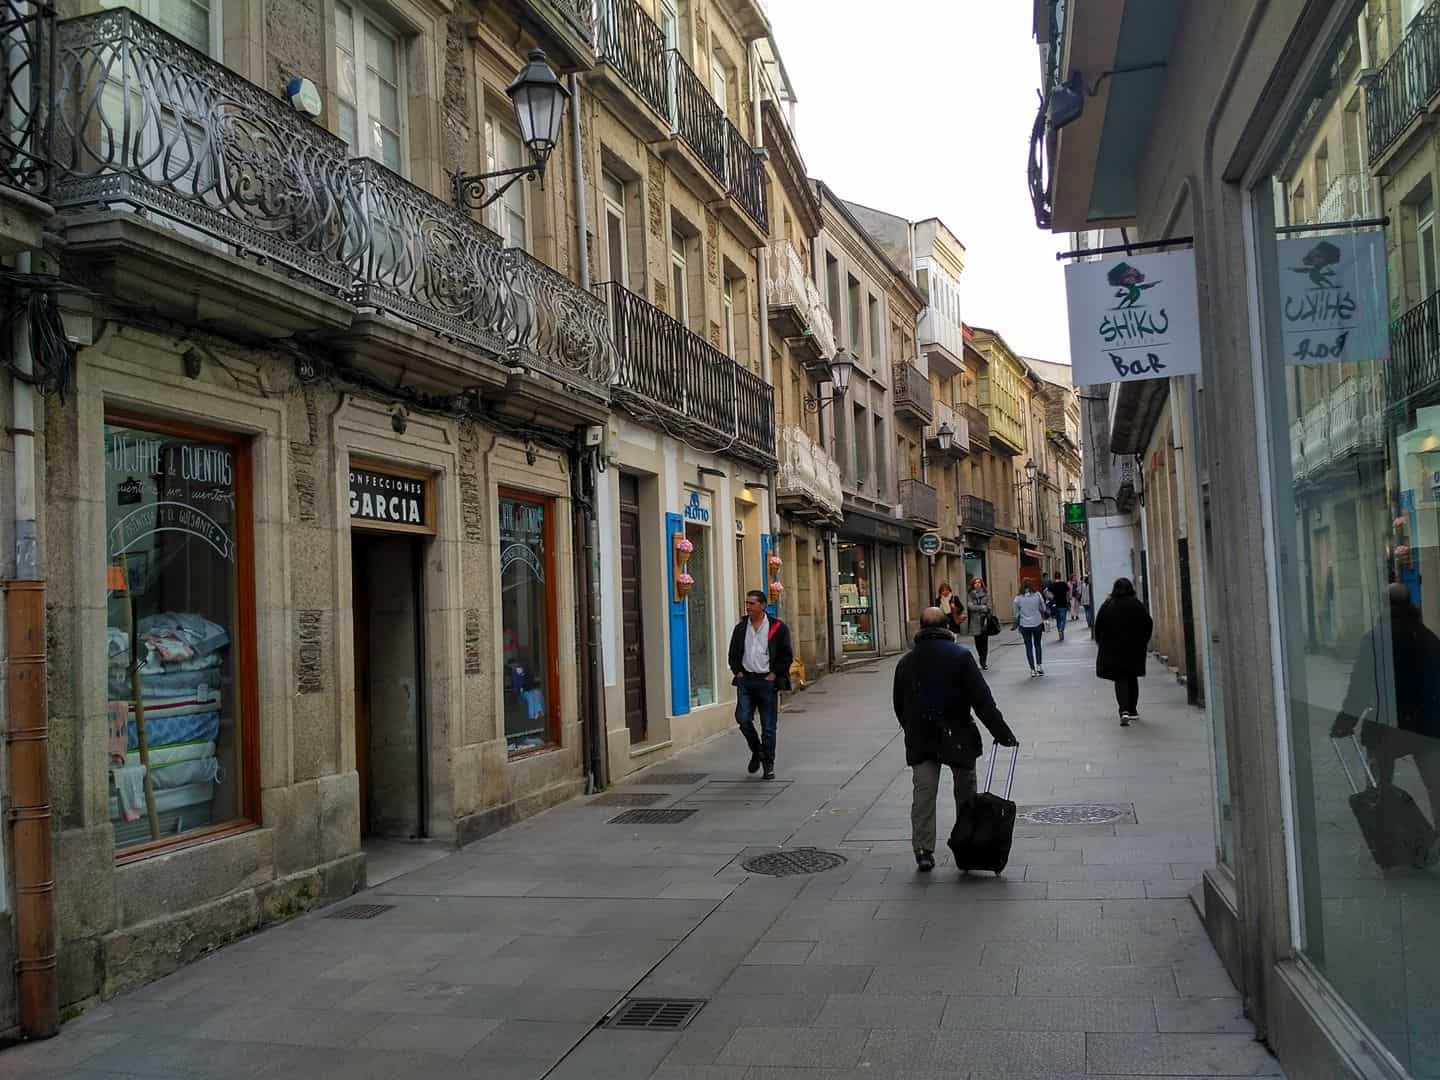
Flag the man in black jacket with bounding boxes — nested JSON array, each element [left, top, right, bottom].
[[727, 590, 794, 780], [893, 607, 1018, 871]]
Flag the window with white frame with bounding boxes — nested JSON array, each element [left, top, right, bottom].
[[602, 171, 628, 287], [670, 228, 689, 323], [485, 113, 529, 248], [711, 51, 728, 115], [335, 1, 404, 174], [722, 277, 736, 357]]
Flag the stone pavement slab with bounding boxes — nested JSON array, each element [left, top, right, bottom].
[[5, 631, 1282, 1078]]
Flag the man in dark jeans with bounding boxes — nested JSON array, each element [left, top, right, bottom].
[[728, 590, 794, 780]]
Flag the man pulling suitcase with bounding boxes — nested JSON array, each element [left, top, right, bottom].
[[893, 606, 1019, 872]]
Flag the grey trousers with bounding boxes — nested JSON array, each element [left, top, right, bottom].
[[911, 760, 978, 854]]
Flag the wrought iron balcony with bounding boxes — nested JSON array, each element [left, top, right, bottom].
[[1389, 288, 1440, 411], [925, 400, 969, 459], [49, 10, 615, 394], [597, 280, 776, 467], [899, 477, 939, 529], [1, 0, 53, 198], [960, 402, 990, 450], [892, 362, 934, 425], [595, 0, 668, 121], [666, 49, 726, 181], [776, 424, 842, 524], [767, 239, 835, 361], [959, 494, 996, 534], [722, 113, 767, 230], [1368, 6, 1440, 164], [511, 0, 597, 67]]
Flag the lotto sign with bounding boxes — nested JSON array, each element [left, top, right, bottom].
[[1065, 248, 1203, 385], [1276, 231, 1388, 367]]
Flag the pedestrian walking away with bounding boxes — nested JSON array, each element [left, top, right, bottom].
[[1094, 577, 1153, 725], [893, 606, 1018, 871], [1048, 575, 1071, 640], [967, 577, 995, 669], [728, 590, 793, 779], [1014, 580, 1048, 675]]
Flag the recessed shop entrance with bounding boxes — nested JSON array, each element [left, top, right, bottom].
[[347, 460, 435, 846]]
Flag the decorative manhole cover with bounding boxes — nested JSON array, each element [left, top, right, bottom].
[[741, 848, 848, 876], [606, 998, 706, 1030], [609, 808, 698, 824], [590, 791, 667, 807], [1016, 804, 1137, 825], [325, 904, 394, 920], [635, 773, 708, 786]]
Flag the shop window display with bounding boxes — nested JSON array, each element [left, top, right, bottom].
[[500, 493, 557, 753], [1256, 18, 1440, 1073], [838, 542, 874, 653], [686, 521, 714, 707], [104, 419, 250, 852]]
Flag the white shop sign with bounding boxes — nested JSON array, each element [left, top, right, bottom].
[[1065, 248, 1203, 385], [682, 487, 712, 527], [1277, 230, 1388, 367]]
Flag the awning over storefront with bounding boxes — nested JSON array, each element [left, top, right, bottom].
[[838, 510, 907, 545]]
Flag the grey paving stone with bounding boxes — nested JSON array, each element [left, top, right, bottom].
[[192, 1004, 394, 1047], [658, 1024, 743, 1066], [1173, 958, 1240, 998], [864, 963, 1019, 996], [718, 963, 874, 997], [446, 985, 621, 1022], [1154, 997, 1254, 1033], [714, 1025, 868, 1068], [1018, 963, 1179, 998], [810, 992, 947, 1029], [940, 994, 1158, 1032], [462, 1020, 592, 1063], [1025, 863, 1174, 882], [931, 1029, 1086, 1075], [648, 1067, 749, 1080], [979, 938, 1130, 966], [1047, 880, 1149, 900], [742, 940, 816, 965], [356, 1014, 502, 1057], [544, 1029, 679, 1080], [685, 992, 828, 1030], [1086, 1032, 1284, 1075]]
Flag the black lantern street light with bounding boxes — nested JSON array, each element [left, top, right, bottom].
[[1066, 480, 1079, 503], [803, 350, 857, 413], [453, 50, 570, 211]]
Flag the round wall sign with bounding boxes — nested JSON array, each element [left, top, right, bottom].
[[918, 532, 941, 557]]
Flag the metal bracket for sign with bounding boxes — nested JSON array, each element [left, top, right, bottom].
[[1274, 216, 1389, 235], [1055, 236, 1194, 262]]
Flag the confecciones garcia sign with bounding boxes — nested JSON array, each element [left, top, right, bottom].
[[349, 466, 431, 532]]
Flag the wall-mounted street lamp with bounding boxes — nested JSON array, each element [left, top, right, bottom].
[[453, 50, 570, 211], [803, 350, 857, 414], [1067, 481, 1079, 503]]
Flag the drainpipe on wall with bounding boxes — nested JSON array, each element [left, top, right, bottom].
[[8, 249, 56, 1039]]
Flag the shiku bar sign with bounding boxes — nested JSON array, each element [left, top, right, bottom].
[[1065, 248, 1202, 385], [1277, 231, 1388, 367]]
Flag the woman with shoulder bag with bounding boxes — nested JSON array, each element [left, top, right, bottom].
[[967, 578, 994, 670]]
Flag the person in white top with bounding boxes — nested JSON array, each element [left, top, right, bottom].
[[1014, 581, 1048, 677]]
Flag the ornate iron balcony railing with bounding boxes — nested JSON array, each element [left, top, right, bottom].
[[1368, 7, 1440, 163], [1, 0, 54, 195], [666, 49, 726, 181], [595, 0, 667, 119], [505, 246, 618, 390], [597, 280, 775, 465], [766, 238, 835, 359], [891, 361, 933, 423], [960, 494, 996, 533], [1389, 289, 1440, 410], [723, 113, 766, 230], [776, 424, 842, 521]]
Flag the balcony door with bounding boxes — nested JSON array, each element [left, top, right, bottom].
[[1419, 193, 1437, 303], [101, 0, 219, 56], [336, 1, 406, 175], [670, 228, 689, 324], [602, 171, 628, 287]]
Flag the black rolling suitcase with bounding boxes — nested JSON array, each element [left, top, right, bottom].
[[948, 744, 1019, 875], [1332, 732, 1437, 871]]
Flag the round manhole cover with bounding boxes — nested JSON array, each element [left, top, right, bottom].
[[1019, 804, 1127, 825], [742, 848, 848, 877]]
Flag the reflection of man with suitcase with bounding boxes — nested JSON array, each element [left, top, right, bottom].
[[1331, 583, 1440, 869], [893, 607, 1019, 872]]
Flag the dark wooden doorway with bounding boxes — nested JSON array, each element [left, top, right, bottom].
[[619, 474, 649, 743]]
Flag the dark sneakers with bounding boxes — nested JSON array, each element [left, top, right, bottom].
[[763, 763, 776, 781], [916, 851, 935, 872], [748, 751, 761, 775]]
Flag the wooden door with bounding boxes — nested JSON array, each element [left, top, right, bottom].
[[619, 475, 648, 743], [351, 540, 372, 834]]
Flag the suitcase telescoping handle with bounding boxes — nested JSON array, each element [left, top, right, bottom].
[[984, 742, 1018, 800], [1331, 708, 1377, 795]]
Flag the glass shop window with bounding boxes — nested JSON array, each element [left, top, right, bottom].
[[500, 491, 558, 754]]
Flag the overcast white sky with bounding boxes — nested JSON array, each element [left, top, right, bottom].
[[766, 0, 1071, 365]]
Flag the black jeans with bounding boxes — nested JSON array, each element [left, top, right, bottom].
[[1020, 626, 1044, 669], [974, 634, 989, 666], [1114, 675, 1139, 715]]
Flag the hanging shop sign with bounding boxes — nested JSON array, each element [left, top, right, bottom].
[[1277, 230, 1388, 367], [917, 532, 942, 557], [1065, 248, 1203, 385], [349, 462, 434, 534], [1064, 501, 1087, 525], [682, 487, 713, 526]]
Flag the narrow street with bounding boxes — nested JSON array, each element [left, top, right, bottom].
[[6, 630, 1278, 1080]]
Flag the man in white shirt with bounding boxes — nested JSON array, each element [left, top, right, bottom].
[[727, 590, 793, 780]]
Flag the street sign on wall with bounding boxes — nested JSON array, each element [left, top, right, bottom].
[[918, 532, 941, 557], [1065, 248, 1203, 385]]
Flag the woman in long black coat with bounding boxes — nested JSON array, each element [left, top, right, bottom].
[[1094, 578, 1153, 726]]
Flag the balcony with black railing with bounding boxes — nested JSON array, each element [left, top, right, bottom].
[[511, 0, 597, 68], [960, 402, 990, 451], [899, 477, 939, 529], [594, 0, 767, 232], [1389, 289, 1440, 411], [960, 494, 996, 534], [1368, 6, 1440, 165], [0, 0, 55, 254], [47, 8, 615, 398], [597, 280, 776, 467], [892, 362, 934, 425]]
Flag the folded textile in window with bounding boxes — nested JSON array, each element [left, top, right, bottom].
[[136, 613, 229, 657], [111, 764, 147, 822], [107, 627, 129, 658], [123, 690, 222, 719], [108, 701, 129, 766], [126, 711, 220, 751]]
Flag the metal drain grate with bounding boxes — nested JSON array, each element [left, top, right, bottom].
[[1016, 803, 1138, 826], [635, 772, 708, 786], [325, 903, 395, 920], [606, 998, 706, 1030], [590, 791, 667, 807], [609, 808, 698, 825], [742, 848, 848, 876]]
